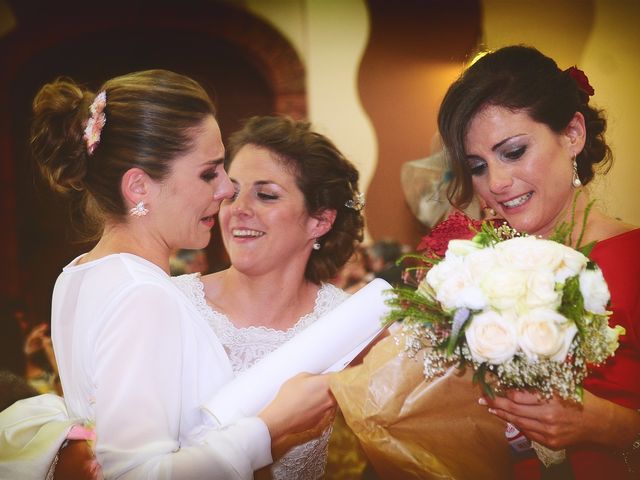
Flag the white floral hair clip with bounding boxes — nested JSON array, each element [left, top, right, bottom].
[[345, 192, 365, 211], [83, 91, 107, 155]]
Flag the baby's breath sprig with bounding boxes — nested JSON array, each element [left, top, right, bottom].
[[473, 220, 521, 248]]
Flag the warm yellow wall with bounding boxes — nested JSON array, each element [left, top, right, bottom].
[[583, 0, 640, 224], [482, 0, 640, 225]]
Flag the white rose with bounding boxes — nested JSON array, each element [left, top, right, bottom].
[[579, 268, 610, 314], [555, 244, 589, 283], [517, 309, 577, 362], [495, 236, 564, 272], [447, 239, 482, 257], [426, 255, 463, 291], [435, 268, 487, 311], [465, 310, 518, 364], [525, 269, 562, 310], [480, 266, 528, 311], [463, 247, 499, 284]]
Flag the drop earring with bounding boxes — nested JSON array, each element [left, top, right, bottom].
[[313, 240, 321, 250], [129, 201, 149, 217], [572, 154, 582, 188]]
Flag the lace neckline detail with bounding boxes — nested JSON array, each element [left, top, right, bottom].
[[211, 283, 330, 336], [171, 273, 348, 369]]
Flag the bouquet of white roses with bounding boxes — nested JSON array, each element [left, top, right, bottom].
[[388, 217, 625, 404], [330, 208, 627, 477]]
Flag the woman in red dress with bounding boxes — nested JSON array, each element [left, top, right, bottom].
[[437, 45, 640, 478]]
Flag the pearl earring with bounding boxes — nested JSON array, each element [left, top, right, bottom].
[[129, 201, 149, 217], [572, 154, 582, 188], [313, 240, 321, 250]]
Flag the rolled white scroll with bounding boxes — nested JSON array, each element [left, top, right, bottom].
[[203, 278, 393, 427]]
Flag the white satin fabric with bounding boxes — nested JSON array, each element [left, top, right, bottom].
[[0, 394, 77, 479]]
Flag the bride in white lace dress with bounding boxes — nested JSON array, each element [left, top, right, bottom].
[[174, 116, 365, 479]]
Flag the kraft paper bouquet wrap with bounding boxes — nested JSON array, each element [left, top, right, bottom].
[[330, 334, 511, 479], [331, 204, 624, 477]]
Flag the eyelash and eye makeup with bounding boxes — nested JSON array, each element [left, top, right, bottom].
[[257, 192, 278, 200], [227, 188, 280, 202], [202, 162, 227, 182], [504, 145, 526, 160], [201, 169, 218, 182], [468, 145, 527, 176], [469, 162, 487, 176]]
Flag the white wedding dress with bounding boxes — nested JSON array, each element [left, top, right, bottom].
[[173, 273, 348, 480]]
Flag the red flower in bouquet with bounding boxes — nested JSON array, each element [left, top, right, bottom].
[[416, 211, 483, 257]]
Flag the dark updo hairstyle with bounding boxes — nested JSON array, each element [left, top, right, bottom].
[[31, 69, 216, 239], [438, 45, 612, 209], [227, 116, 365, 284]]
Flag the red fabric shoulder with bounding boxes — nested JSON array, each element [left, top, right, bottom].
[[585, 228, 640, 410]]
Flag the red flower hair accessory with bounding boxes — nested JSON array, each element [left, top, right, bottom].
[[83, 91, 107, 155], [565, 66, 595, 97]]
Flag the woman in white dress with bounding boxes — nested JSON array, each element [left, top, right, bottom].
[[173, 115, 366, 479], [3, 71, 335, 479]]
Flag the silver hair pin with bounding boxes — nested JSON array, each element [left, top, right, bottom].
[[345, 192, 365, 211]]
